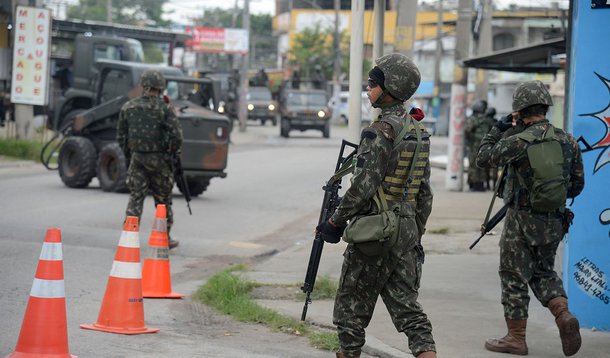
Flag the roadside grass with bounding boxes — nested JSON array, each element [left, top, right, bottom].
[[0, 138, 44, 162], [428, 227, 450, 235], [296, 275, 337, 301], [195, 264, 339, 351]]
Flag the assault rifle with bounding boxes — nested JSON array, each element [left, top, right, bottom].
[[301, 139, 358, 321], [469, 204, 508, 250], [173, 153, 192, 215]]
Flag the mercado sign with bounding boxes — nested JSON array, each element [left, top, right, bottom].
[[11, 6, 51, 106], [185, 27, 249, 54]]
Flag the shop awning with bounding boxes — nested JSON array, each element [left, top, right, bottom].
[[462, 37, 565, 73]]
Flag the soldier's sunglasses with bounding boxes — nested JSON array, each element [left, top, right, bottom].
[[367, 78, 379, 88]]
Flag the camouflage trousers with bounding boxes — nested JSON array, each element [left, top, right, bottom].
[[333, 242, 436, 356], [467, 144, 487, 186], [499, 207, 567, 320], [125, 152, 174, 229]]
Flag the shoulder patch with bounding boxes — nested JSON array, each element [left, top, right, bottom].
[[370, 121, 395, 141]]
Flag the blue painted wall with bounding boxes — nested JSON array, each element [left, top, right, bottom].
[[565, 0, 610, 330]]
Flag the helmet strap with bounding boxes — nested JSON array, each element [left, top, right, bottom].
[[371, 91, 387, 108]]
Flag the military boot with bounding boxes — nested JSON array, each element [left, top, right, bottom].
[[485, 318, 528, 355], [336, 352, 360, 358], [168, 238, 179, 249], [416, 351, 437, 358], [548, 297, 581, 356]]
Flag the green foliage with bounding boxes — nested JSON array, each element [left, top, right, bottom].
[[142, 42, 164, 64], [193, 7, 272, 36], [0, 139, 44, 162], [289, 25, 371, 81], [66, 0, 170, 27], [196, 266, 342, 351]]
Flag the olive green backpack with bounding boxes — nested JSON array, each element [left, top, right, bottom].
[[515, 125, 567, 212]]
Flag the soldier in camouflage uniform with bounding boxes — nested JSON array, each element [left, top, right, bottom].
[[465, 99, 490, 191], [316, 54, 436, 358], [117, 69, 183, 249], [476, 80, 585, 356]]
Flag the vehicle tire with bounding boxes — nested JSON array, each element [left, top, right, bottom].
[[280, 118, 290, 138], [178, 177, 210, 197], [272, 115, 278, 126], [323, 121, 330, 138], [261, 119, 267, 126], [97, 142, 128, 193], [58, 136, 97, 188]]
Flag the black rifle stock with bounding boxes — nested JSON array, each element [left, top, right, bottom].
[[173, 154, 192, 215], [301, 139, 358, 321], [469, 204, 508, 250]]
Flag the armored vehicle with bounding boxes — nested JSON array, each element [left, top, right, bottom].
[[43, 60, 230, 196], [279, 89, 331, 138]]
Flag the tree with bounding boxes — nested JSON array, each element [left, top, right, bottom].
[[288, 25, 370, 81], [66, 0, 170, 27]]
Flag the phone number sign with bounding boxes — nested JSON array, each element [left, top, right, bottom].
[[11, 6, 51, 106]]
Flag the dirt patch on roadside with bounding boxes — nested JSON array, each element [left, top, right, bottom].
[[250, 284, 302, 300]]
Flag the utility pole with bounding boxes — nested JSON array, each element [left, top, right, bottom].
[[331, 0, 341, 123], [432, 0, 443, 120], [473, 0, 492, 100], [394, 0, 417, 58], [107, 0, 112, 23], [238, 0, 250, 132], [368, 0, 385, 123], [445, 0, 471, 191], [347, 0, 364, 143]]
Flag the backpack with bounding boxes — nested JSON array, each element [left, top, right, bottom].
[[515, 125, 567, 212]]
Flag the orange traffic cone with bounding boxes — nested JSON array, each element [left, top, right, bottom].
[[80, 216, 159, 335], [142, 204, 184, 298], [6, 228, 76, 358]]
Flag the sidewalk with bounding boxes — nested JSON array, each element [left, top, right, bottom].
[[244, 158, 610, 358]]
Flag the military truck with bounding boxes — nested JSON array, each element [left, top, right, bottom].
[[43, 59, 230, 196], [279, 89, 331, 138], [50, 34, 145, 131]]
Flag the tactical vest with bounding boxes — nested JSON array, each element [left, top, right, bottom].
[[126, 96, 169, 153], [380, 119, 430, 204]]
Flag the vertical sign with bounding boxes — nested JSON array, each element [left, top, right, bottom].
[[10, 6, 51, 106], [565, 0, 610, 331]]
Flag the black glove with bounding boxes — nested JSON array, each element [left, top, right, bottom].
[[495, 114, 514, 132], [316, 220, 345, 244]]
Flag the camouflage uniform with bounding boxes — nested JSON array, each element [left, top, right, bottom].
[[465, 100, 490, 191], [117, 70, 183, 232], [476, 80, 585, 356], [330, 54, 436, 358]]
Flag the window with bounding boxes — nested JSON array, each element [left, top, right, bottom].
[[493, 33, 515, 51]]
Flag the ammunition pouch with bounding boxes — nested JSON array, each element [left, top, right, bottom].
[[343, 208, 399, 256]]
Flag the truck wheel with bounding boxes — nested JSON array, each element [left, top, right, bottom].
[[272, 115, 278, 126], [58, 137, 97, 188], [97, 142, 128, 193], [323, 121, 330, 138], [280, 118, 290, 138], [178, 178, 210, 197]]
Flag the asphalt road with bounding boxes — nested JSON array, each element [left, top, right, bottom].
[[0, 124, 354, 357]]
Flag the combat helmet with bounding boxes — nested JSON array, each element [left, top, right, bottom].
[[472, 99, 488, 114], [512, 80, 553, 112], [140, 69, 166, 90], [375, 53, 421, 101]]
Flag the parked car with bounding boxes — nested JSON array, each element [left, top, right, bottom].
[[279, 89, 331, 138], [328, 91, 373, 124], [247, 86, 278, 126]]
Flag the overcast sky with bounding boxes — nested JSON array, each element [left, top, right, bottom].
[[162, 0, 568, 26]]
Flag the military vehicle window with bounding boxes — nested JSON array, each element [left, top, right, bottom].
[[286, 92, 327, 106], [246, 89, 271, 101], [94, 44, 122, 61], [100, 69, 130, 103], [129, 43, 145, 62], [165, 81, 180, 101]]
